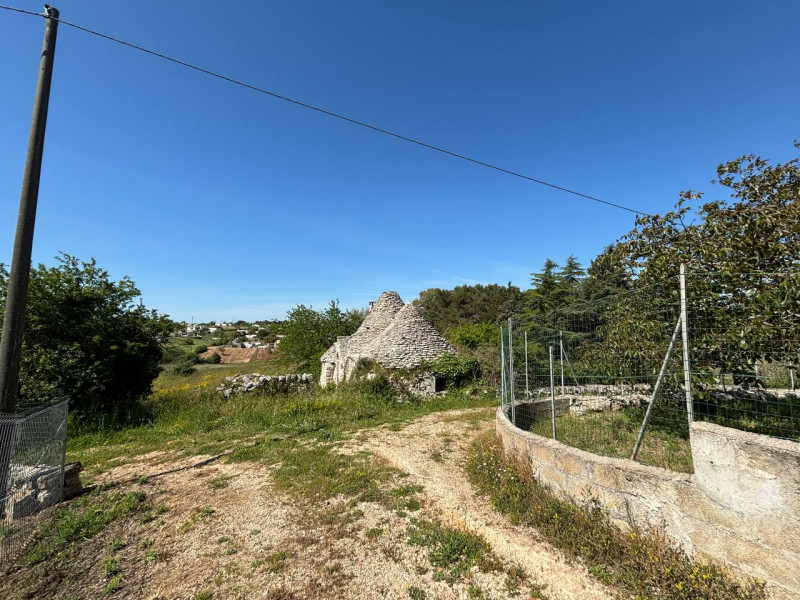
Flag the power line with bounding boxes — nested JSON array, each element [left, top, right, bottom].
[[1, 4, 650, 216]]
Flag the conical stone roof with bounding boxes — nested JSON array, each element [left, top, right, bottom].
[[366, 302, 455, 369], [345, 291, 404, 354]]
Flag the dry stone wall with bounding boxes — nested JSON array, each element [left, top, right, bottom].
[[216, 373, 313, 397]]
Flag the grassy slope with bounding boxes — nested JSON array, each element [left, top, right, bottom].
[[67, 362, 497, 482]]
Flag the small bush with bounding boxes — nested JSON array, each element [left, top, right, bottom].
[[407, 518, 500, 584], [174, 359, 196, 376], [352, 357, 380, 378], [426, 353, 479, 387], [196, 352, 222, 365], [447, 322, 497, 350]]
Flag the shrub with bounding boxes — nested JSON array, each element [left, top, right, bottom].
[[345, 371, 396, 401], [447, 322, 497, 351], [426, 353, 479, 387], [195, 351, 222, 365], [174, 359, 196, 376]]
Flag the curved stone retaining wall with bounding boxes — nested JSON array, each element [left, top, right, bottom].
[[496, 406, 800, 599]]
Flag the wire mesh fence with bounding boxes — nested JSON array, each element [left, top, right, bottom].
[[688, 270, 800, 440], [501, 268, 800, 473], [0, 399, 68, 564]]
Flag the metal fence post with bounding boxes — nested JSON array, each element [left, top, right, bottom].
[[508, 318, 515, 425], [500, 327, 506, 412], [524, 331, 529, 402], [679, 264, 694, 424], [549, 345, 557, 439], [559, 331, 565, 395]]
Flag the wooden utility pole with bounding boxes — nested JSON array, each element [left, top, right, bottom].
[[0, 6, 60, 413]]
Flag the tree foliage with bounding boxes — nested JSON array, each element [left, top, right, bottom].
[[594, 145, 800, 382], [0, 254, 172, 421], [425, 353, 479, 387], [446, 322, 498, 351], [416, 283, 523, 333], [278, 301, 364, 372]]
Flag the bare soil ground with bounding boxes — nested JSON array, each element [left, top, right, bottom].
[[2, 408, 613, 600], [200, 347, 276, 363]]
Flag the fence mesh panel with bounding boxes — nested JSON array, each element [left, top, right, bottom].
[[501, 269, 800, 473], [502, 276, 692, 472], [0, 399, 68, 564], [688, 271, 800, 440]]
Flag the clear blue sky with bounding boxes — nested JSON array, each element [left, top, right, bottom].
[[1, 1, 798, 322]]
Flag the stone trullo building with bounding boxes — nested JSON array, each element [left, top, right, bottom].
[[319, 291, 455, 393]]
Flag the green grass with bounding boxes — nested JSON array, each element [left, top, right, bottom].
[[154, 356, 290, 391], [67, 379, 495, 484], [22, 488, 149, 565], [407, 518, 501, 584], [208, 475, 234, 490], [466, 433, 766, 600], [696, 390, 800, 440], [104, 573, 123, 594], [262, 550, 291, 573], [528, 407, 694, 473], [102, 556, 121, 576]]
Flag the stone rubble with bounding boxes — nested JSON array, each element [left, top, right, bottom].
[[215, 373, 313, 398]]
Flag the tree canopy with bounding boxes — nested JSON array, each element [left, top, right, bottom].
[[591, 145, 800, 381], [0, 254, 172, 421], [278, 301, 364, 374], [416, 283, 522, 333]]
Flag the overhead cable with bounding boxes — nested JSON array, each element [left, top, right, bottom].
[[0, 4, 650, 216]]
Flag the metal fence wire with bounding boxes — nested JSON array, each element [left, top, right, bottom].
[[0, 399, 68, 564], [501, 269, 800, 473]]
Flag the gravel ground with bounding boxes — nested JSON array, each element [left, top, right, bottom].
[[347, 407, 614, 600], [1, 407, 615, 600]]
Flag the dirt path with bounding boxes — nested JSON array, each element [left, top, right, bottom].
[[3, 407, 614, 600], [349, 407, 614, 600]]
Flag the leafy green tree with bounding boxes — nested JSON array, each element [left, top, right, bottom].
[[596, 144, 800, 383], [526, 258, 564, 318], [256, 328, 277, 343], [278, 301, 364, 373], [446, 322, 498, 351], [417, 283, 523, 333], [521, 258, 594, 348], [0, 254, 172, 422]]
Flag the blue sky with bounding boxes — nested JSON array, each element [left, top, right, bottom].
[[1, 1, 798, 322]]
